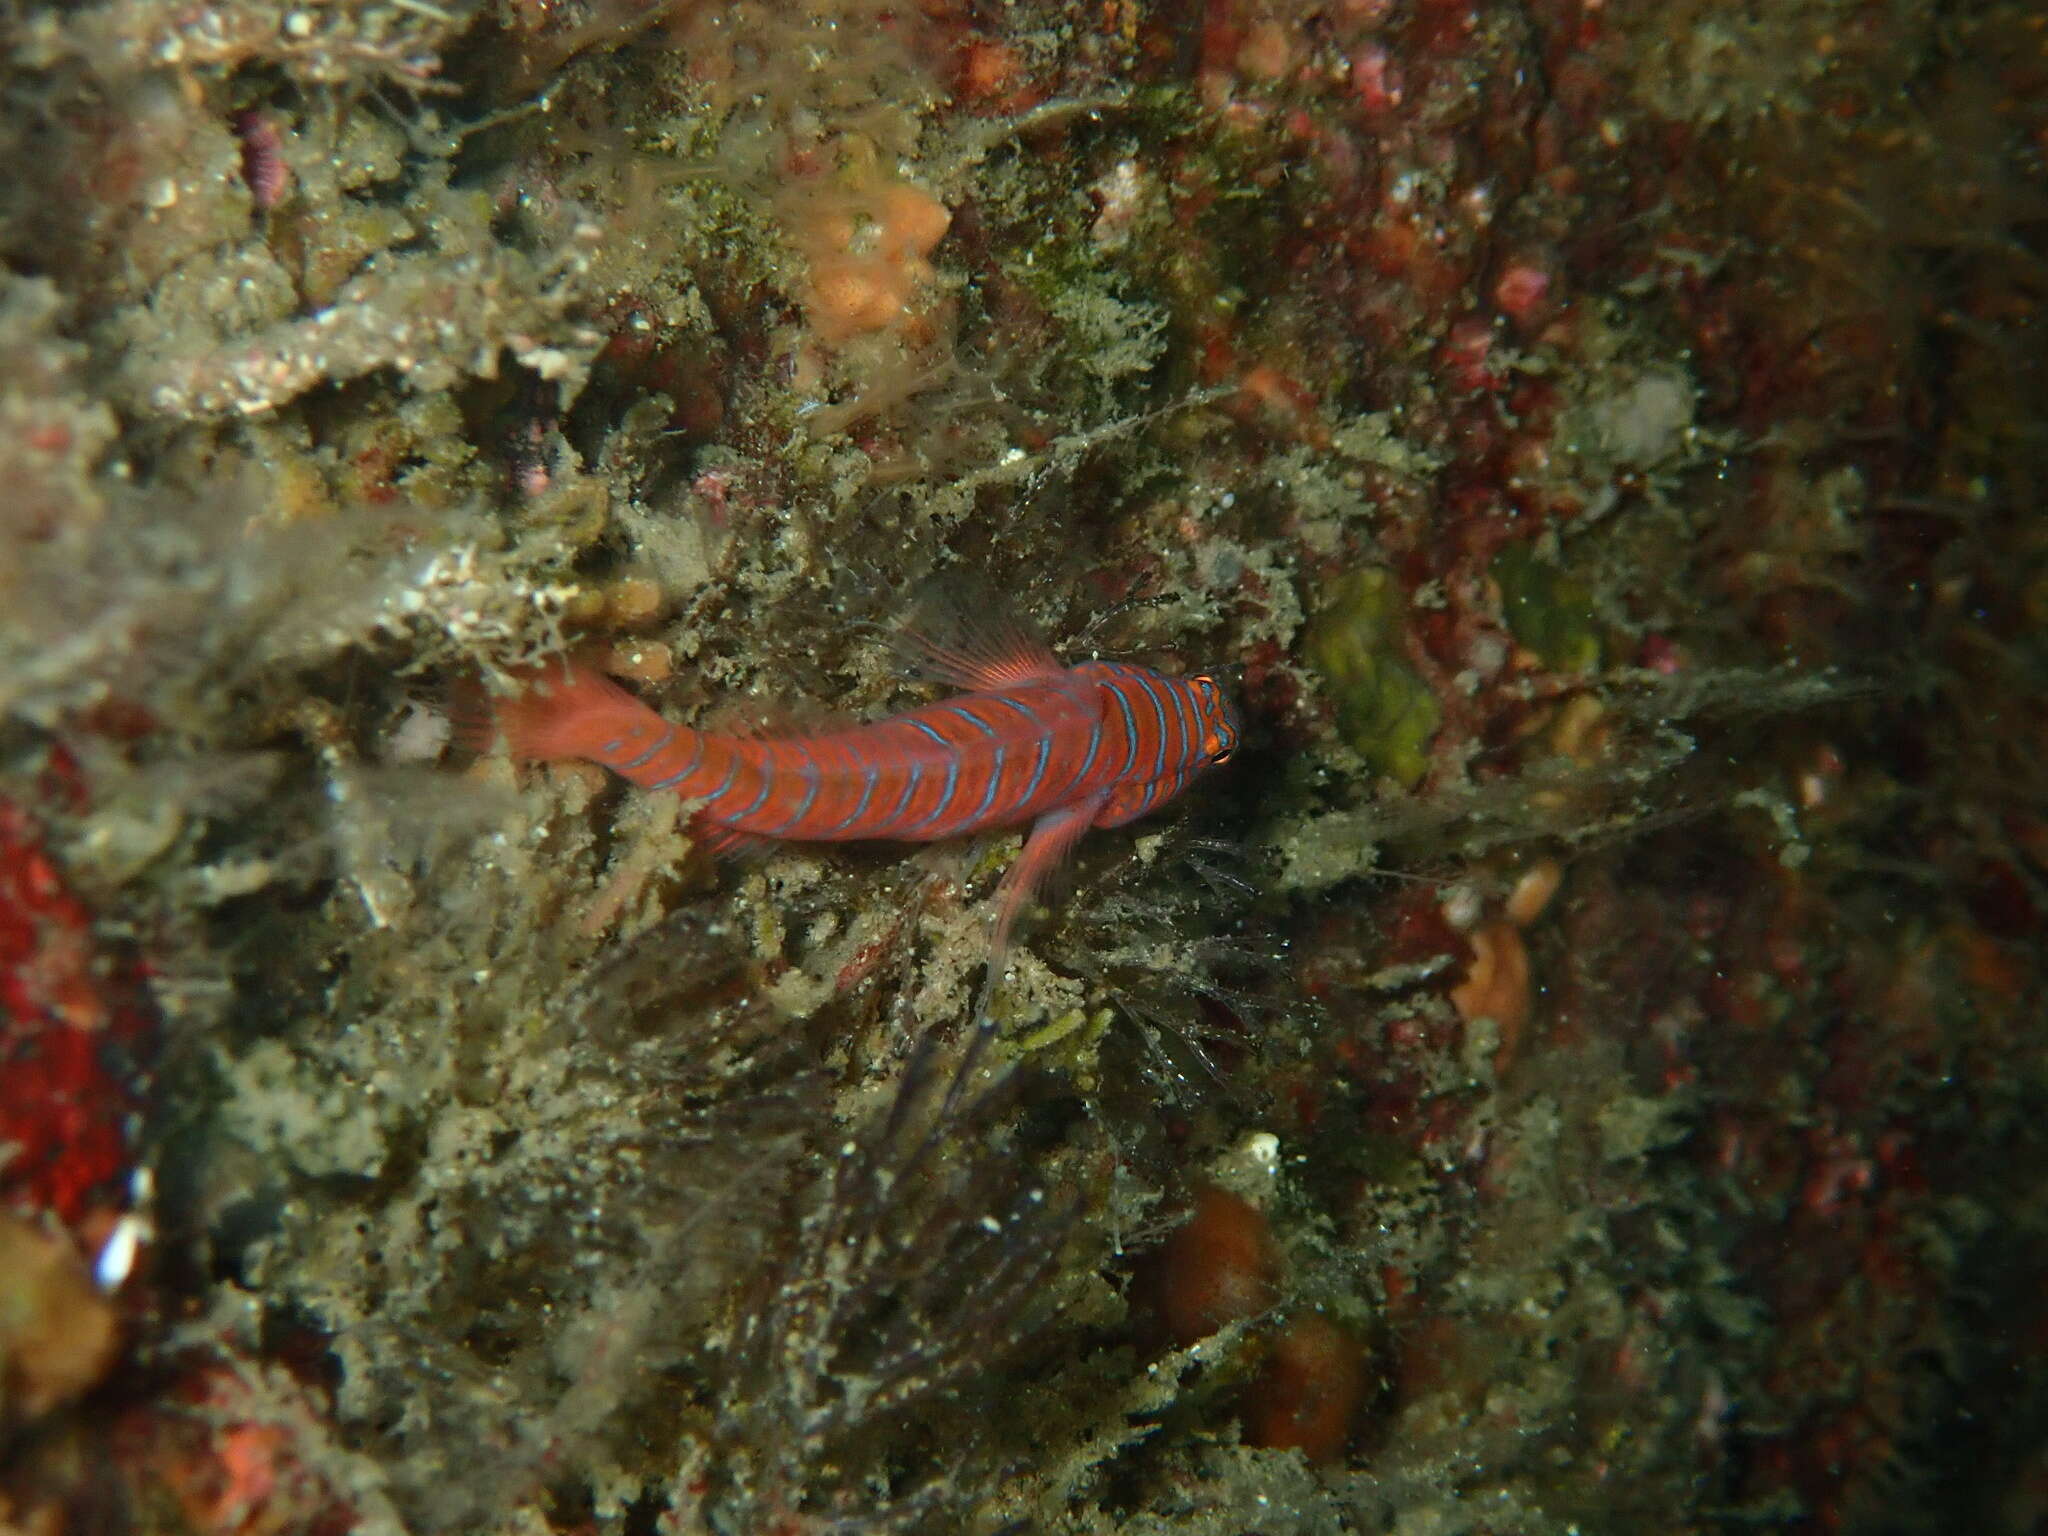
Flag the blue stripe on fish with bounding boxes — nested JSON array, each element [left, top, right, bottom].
[[645, 733, 704, 791], [620, 729, 676, 771], [764, 746, 822, 833], [825, 761, 881, 834]]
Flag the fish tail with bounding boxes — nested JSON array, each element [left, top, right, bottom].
[[445, 674, 502, 755], [456, 661, 651, 764]]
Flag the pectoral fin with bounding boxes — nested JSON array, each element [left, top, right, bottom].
[[989, 789, 1110, 966]]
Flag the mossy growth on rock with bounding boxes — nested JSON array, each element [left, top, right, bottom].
[[1306, 568, 1439, 789]]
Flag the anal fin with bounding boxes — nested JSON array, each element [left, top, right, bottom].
[[690, 816, 775, 862], [987, 789, 1110, 969]]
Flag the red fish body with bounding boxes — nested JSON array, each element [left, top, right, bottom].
[[479, 633, 1240, 956]]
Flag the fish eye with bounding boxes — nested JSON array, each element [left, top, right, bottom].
[[1191, 673, 1236, 765]]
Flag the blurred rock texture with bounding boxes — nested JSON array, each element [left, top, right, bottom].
[[0, 0, 2043, 1531]]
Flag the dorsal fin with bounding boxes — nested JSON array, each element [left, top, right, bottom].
[[891, 585, 1067, 691]]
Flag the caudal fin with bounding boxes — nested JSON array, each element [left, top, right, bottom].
[[446, 674, 501, 755], [450, 660, 646, 763]]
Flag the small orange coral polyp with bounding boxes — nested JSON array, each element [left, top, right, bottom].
[[791, 179, 950, 343], [872, 182, 950, 264], [1156, 1186, 1277, 1344], [1504, 857, 1563, 928], [1247, 1313, 1366, 1462], [805, 257, 915, 342], [1156, 1189, 1367, 1463], [0, 1212, 121, 1425], [952, 38, 1036, 111], [1450, 921, 1531, 1074]]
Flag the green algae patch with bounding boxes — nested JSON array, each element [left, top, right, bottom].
[[1493, 543, 1602, 674], [1307, 568, 1439, 788]]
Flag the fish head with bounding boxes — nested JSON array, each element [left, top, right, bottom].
[[1187, 671, 1241, 769]]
